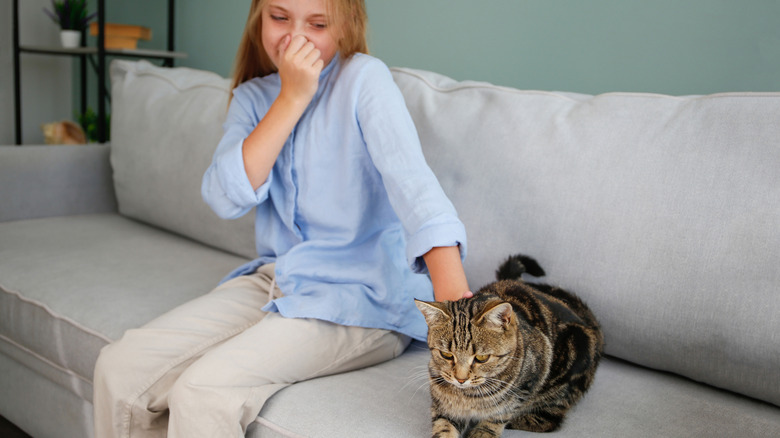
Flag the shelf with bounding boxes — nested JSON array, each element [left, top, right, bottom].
[[20, 45, 187, 59], [13, 0, 180, 144]]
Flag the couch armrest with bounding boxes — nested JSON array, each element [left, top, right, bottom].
[[0, 144, 118, 222]]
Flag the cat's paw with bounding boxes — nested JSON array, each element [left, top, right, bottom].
[[466, 430, 501, 438], [511, 413, 562, 432], [432, 417, 461, 438], [466, 420, 506, 438], [432, 433, 460, 438], [432, 429, 460, 438]]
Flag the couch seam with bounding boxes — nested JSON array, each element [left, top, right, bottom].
[[116, 60, 229, 94], [0, 333, 92, 384], [390, 67, 582, 100], [389, 67, 780, 101], [252, 416, 308, 438], [0, 283, 113, 344]]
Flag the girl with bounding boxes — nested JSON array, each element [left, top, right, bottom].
[[93, 0, 470, 436]]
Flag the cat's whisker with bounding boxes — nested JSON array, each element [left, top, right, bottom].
[[398, 380, 430, 397], [405, 365, 430, 378], [401, 368, 433, 392], [408, 380, 432, 402], [400, 375, 427, 391], [483, 378, 528, 403]]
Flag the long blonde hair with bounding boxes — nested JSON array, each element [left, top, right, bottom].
[[231, 0, 368, 92]]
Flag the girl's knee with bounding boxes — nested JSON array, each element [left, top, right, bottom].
[[93, 335, 159, 399], [168, 362, 215, 408], [93, 340, 152, 413], [93, 341, 129, 384]]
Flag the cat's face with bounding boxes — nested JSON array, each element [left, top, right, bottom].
[[416, 298, 520, 390]]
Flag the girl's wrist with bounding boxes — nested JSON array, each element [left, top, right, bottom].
[[433, 289, 473, 302], [276, 90, 311, 113]]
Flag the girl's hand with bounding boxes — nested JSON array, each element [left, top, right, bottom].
[[277, 35, 324, 107], [240, 35, 323, 190]]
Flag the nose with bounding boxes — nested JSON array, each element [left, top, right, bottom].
[[456, 378, 467, 384], [289, 22, 308, 40], [285, 31, 310, 48]]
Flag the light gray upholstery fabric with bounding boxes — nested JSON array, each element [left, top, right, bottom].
[[109, 60, 256, 259], [0, 145, 117, 222], [251, 342, 780, 438], [0, 214, 250, 405], [391, 68, 780, 406], [0, 352, 94, 438]]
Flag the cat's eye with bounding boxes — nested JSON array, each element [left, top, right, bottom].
[[439, 351, 454, 360], [474, 354, 490, 363]]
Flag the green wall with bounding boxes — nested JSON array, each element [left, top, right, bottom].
[[81, 0, 780, 116], [366, 0, 780, 94]]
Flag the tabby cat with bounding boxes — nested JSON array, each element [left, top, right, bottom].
[[415, 254, 604, 437]]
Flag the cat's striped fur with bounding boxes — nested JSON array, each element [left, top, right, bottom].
[[415, 255, 604, 437]]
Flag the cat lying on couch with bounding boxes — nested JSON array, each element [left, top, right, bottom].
[[417, 255, 604, 437]]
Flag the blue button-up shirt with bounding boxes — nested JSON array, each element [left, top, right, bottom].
[[202, 53, 466, 341]]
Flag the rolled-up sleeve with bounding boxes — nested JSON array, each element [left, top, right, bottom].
[[202, 86, 273, 220], [356, 59, 467, 273]]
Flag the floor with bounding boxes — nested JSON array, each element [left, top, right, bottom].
[[0, 416, 31, 438]]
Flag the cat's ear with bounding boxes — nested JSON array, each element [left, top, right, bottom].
[[415, 299, 450, 326], [476, 302, 514, 331]]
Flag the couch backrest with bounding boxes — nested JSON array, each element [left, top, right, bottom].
[[109, 60, 779, 407], [391, 67, 780, 407], [110, 60, 256, 260]]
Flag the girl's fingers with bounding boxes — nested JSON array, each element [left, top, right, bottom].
[[303, 47, 322, 67], [284, 35, 309, 59], [283, 38, 322, 73], [312, 58, 324, 74], [277, 34, 292, 58], [277, 35, 323, 102]]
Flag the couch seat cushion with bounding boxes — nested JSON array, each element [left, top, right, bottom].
[[250, 343, 780, 437], [0, 214, 250, 402]]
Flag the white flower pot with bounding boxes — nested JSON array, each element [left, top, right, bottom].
[[60, 30, 81, 48]]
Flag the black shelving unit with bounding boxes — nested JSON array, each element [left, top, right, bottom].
[[12, 0, 186, 145]]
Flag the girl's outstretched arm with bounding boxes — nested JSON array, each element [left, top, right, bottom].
[[423, 246, 472, 302]]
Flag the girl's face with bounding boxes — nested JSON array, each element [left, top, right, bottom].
[[261, 0, 339, 69]]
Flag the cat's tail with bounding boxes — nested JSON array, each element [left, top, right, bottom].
[[496, 254, 546, 281]]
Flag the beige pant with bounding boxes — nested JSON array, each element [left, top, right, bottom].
[[93, 264, 410, 438]]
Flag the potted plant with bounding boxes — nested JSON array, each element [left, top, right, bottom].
[[43, 0, 97, 48], [76, 107, 110, 142]]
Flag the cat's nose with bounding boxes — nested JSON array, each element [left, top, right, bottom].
[[456, 378, 467, 384]]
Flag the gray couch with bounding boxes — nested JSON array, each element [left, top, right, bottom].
[[1, 59, 779, 437]]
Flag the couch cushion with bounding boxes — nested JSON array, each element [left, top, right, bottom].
[[0, 144, 117, 222], [250, 342, 780, 437], [391, 68, 780, 406], [109, 60, 256, 259], [0, 214, 250, 402]]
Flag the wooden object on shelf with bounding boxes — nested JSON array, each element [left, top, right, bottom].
[[42, 120, 87, 145], [90, 22, 152, 49]]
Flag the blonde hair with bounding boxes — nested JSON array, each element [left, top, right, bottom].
[[231, 0, 368, 92]]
